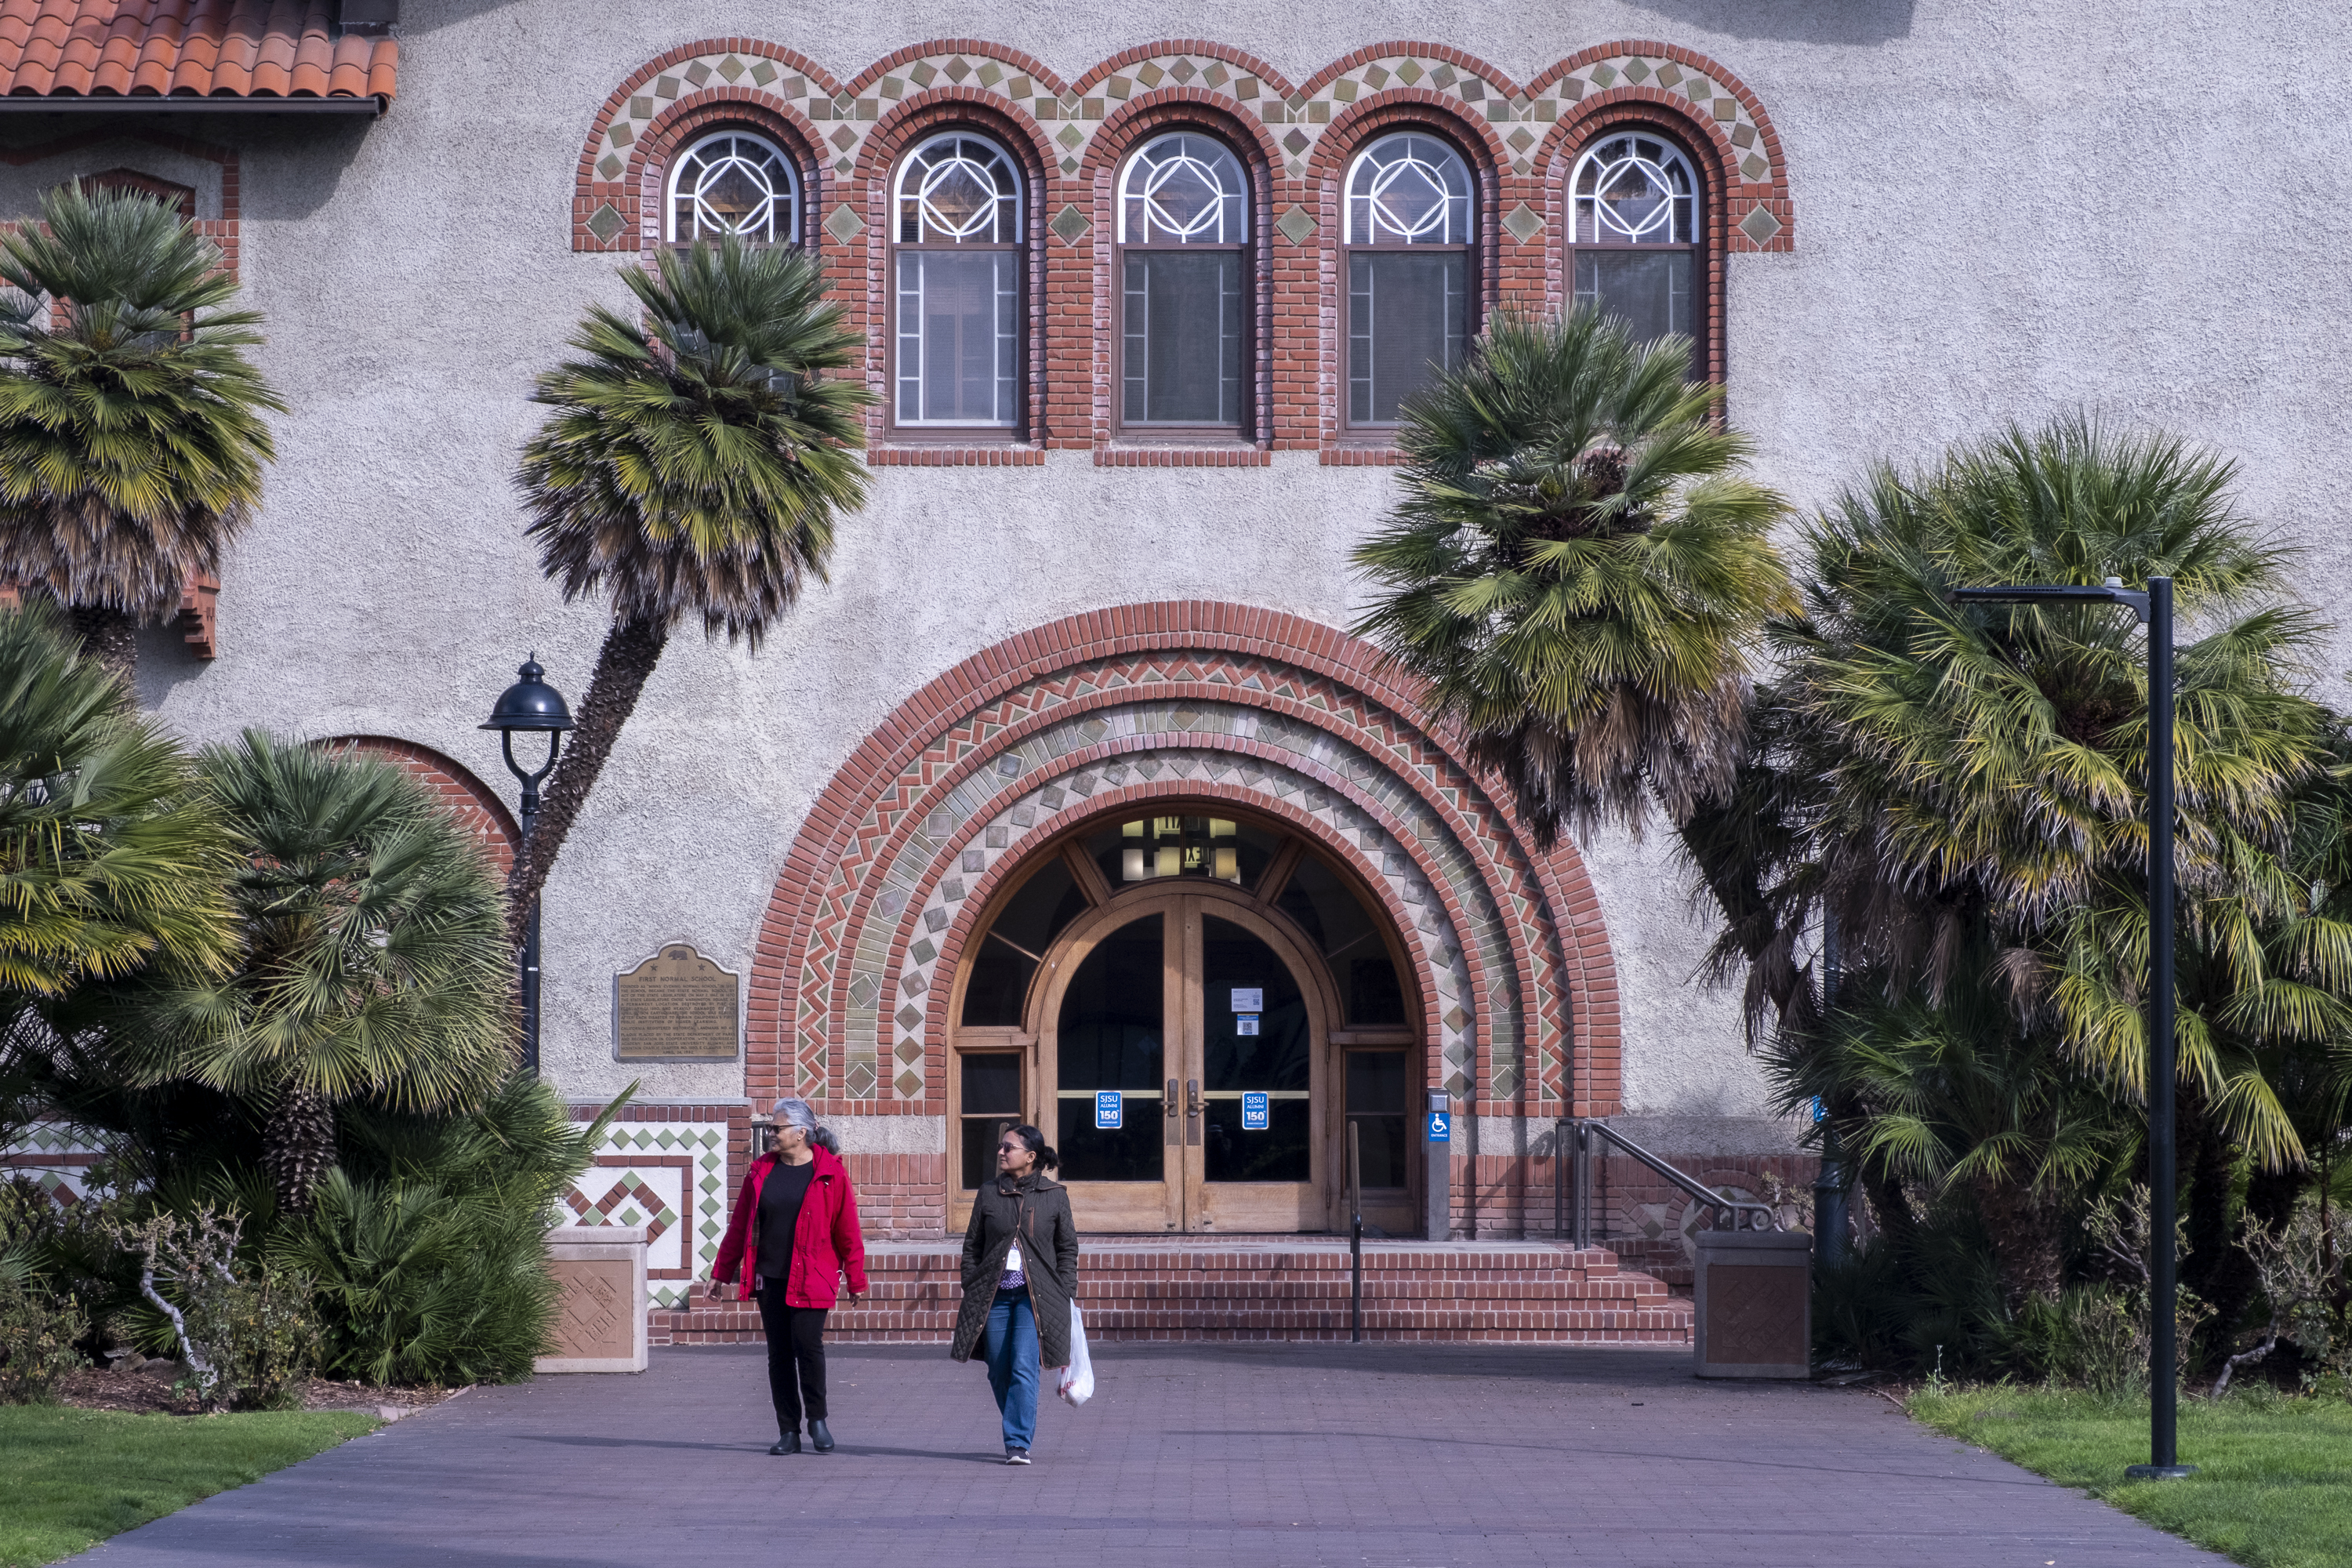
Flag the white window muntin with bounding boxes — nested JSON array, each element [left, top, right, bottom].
[[1571, 135, 1697, 245], [1344, 132, 1473, 245], [666, 132, 800, 245], [895, 132, 1024, 245], [1118, 132, 1248, 245]]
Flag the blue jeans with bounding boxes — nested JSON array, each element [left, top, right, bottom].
[[983, 1288, 1038, 1450]]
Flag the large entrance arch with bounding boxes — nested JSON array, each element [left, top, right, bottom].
[[948, 801, 1422, 1235], [747, 603, 1624, 1240]]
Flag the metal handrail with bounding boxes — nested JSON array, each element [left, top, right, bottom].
[[1566, 1118, 1780, 1249]]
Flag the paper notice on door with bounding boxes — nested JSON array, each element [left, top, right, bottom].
[[1236, 1016, 1260, 1036], [1230, 988, 1262, 1012]]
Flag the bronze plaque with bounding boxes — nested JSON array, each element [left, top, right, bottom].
[[612, 943, 739, 1061]]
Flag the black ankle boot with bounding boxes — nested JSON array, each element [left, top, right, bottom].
[[809, 1420, 835, 1453], [768, 1431, 800, 1455]]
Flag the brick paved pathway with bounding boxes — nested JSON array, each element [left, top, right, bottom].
[[73, 1344, 2224, 1566]]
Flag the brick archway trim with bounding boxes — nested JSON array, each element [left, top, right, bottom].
[[746, 603, 1625, 1122]]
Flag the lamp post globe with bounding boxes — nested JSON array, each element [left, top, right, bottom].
[[481, 656, 575, 1074]]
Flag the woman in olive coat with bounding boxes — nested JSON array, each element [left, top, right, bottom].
[[950, 1124, 1078, 1464]]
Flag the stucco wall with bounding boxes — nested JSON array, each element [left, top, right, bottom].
[[3, 0, 2342, 1150]]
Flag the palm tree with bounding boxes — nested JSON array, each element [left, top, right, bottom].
[[1351, 307, 1793, 849], [0, 182, 283, 684], [0, 597, 234, 1004], [510, 236, 873, 942], [128, 732, 514, 1216], [1771, 418, 2339, 1166]]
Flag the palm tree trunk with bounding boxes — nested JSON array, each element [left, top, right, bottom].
[[506, 615, 670, 946], [66, 603, 136, 688], [263, 1083, 336, 1217], [1973, 1176, 2065, 1306]]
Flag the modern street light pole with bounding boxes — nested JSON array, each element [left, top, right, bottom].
[[1950, 576, 2192, 1480], [481, 657, 576, 1076]]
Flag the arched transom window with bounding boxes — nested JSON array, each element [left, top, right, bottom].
[[893, 132, 1025, 430], [667, 132, 800, 245], [1342, 132, 1474, 427], [1570, 133, 1701, 353], [1116, 132, 1250, 432]]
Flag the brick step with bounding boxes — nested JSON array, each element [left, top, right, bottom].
[[652, 1239, 1693, 1348]]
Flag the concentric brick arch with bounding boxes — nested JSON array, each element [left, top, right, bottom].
[[745, 603, 1625, 1125]]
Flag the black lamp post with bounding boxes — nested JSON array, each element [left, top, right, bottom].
[[481, 657, 576, 1075], [1949, 576, 2193, 1480]]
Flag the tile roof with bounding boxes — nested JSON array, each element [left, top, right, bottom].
[[0, 2, 397, 102]]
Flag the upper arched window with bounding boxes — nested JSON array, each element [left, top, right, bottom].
[[1570, 132, 1701, 356], [1116, 132, 1250, 434], [892, 132, 1025, 431], [1341, 132, 1475, 428], [667, 131, 800, 245]]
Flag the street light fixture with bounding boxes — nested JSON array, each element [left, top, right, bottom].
[[481, 656, 576, 1075], [1948, 575, 2193, 1480]]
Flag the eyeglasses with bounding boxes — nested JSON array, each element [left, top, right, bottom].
[[997, 1142, 1023, 1152]]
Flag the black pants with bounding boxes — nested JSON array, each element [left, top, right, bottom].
[[756, 1280, 829, 1432]]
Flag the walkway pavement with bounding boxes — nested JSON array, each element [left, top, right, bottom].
[[74, 1344, 2225, 1566]]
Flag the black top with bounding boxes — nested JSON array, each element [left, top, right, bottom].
[[756, 1159, 817, 1287]]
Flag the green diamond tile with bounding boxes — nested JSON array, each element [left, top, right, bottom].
[[1739, 204, 1782, 245], [1276, 205, 1317, 245], [825, 202, 866, 244], [1742, 154, 1770, 181], [894, 1069, 924, 1096], [656, 1131, 677, 1149], [1502, 202, 1544, 245], [700, 1174, 721, 1193], [1050, 203, 1091, 245]]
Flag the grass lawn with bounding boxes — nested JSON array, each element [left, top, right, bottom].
[[1911, 1387, 2352, 1568], [0, 1405, 378, 1567]]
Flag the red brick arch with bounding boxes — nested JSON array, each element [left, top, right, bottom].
[[745, 603, 1625, 1127]]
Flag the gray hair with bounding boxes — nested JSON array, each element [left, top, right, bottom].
[[769, 1098, 840, 1156]]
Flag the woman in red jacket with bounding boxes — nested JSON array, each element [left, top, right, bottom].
[[713, 1098, 869, 1454]]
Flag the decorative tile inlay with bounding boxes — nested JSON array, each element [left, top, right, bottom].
[[557, 1120, 728, 1308], [585, 42, 1784, 250]]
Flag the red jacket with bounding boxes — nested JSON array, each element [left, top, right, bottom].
[[712, 1145, 870, 1308]]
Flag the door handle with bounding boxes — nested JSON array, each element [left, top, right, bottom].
[[1186, 1078, 1202, 1145], [1166, 1078, 1180, 1116]]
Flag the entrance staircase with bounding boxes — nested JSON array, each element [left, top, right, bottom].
[[653, 1239, 1692, 1347]]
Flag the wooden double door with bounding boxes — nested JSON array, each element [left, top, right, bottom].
[[1041, 888, 1328, 1232]]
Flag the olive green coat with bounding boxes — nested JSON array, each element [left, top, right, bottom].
[[951, 1170, 1079, 1367]]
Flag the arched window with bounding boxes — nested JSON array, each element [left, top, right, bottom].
[[1341, 132, 1474, 428], [892, 132, 1025, 431], [666, 131, 800, 245], [1570, 132, 1701, 355], [1116, 132, 1249, 433]]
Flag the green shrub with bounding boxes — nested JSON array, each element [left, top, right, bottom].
[[277, 1072, 621, 1386], [0, 1275, 88, 1403], [192, 1268, 319, 1410]]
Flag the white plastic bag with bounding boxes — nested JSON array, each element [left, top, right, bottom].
[[1057, 1302, 1094, 1407]]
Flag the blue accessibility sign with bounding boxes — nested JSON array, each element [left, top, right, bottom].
[[1426, 1109, 1451, 1142], [1094, 1091, 1122, 1130], [1240, 1091, 1270, 1131]]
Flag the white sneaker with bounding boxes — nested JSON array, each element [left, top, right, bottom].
[[1004, 1446, 1031, 1465]]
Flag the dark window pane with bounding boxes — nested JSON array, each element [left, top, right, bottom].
[[1054, 914, 1167, 1184], [961, 1115, 1019, 1189], [1346, 1049, 1408, 1114], [1572, 249, 1692, 350], [1348, 1115, 1410, 1188], [1203, 916, 1308, 1094], [1276, 855, 1406, 1025], [1083, 813, 1280, 892], [1348, 250, 1465, 424], [962, 1052, 1022, 1114], [960, 858, 1088, 1025], [1056, 1098, 1164, 1182], [1205, 1097, 1310, 1183], [1055, 914, 1163, 1091], [1122, 250, 1242, 426]]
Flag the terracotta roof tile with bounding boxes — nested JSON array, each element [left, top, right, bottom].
[[0, 0, 397, 100]]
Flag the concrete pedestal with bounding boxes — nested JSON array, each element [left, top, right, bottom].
[[537, 1224, 649, 1374], [1693, 1228, 1811, 1378]]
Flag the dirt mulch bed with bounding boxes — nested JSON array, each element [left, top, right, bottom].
[[52, 1364, 470, 1419]]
